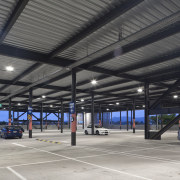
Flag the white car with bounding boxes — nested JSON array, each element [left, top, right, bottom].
[[84, 124, 109, 135]]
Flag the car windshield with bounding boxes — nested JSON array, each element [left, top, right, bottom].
[[95, 125, 102, 128]]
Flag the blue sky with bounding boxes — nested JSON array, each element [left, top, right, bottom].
[[0, 110, 144, 122]]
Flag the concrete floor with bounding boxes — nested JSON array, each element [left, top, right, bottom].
[[0, 129, 180, 180]]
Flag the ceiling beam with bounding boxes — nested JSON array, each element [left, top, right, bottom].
[[0, 0, 29, 43], [48, 0, 144, 58], [150, 79, 180, 109]]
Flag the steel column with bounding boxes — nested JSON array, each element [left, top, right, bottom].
[[161, 114, 163, 129], [61, 100, 64, 133], [68, 113, 70, 129], [40, 103, 43, 132], [71, 69, 76, 146], [91, 92, 94, 135], [58, 111, 60, 130], [127, 108, 128, 131], [111, 111, 112, 126], [29, 88, 32, 138], [156, 114, 158, 130], [131, 110, 132, 129], [102, 112, 104, 127], [8, 98, 11, 126], [120, 110, 121, 130], [99, 104, 101, 126], [133, 99, 135, 133], [144, 82, 149, 139], [46, 112, 47, 129]]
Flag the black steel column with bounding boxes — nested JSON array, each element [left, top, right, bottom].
[[161, 114, 163, 129], [91, 92, 94, 135], [17, 111, 19, 125], [156, 114, 158, 130], [99, 104, 101, 125], [68, 113, 70, 129], [120, 110, 121, 130], [40, 103, 43, 132], [133, 99, 135, 133], [111, 111, 112, 126], [12, 111, 14, 125], [102, 112, 104, 127], [71, 69, 76, 146], [29, 88, 33, 138], [46, 112, 48, 129], [145, 82, 149, 139], [61, 100, 64, 133], [82, 112, 84, 129], [58, 111, 60, 130], [127, 108, 128, 131], [131, 110, 132, 129], [8, 98, 11, 126]]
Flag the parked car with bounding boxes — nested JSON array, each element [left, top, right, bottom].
[[0, 126, 24, 139], [84, 124, 109, 135]]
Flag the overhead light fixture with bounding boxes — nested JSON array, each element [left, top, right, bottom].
[[106, 108, 109, 111], [81, 107, 84, 110], [81, 99, 84, 102], [50, 105, 53, 108], [6, 66, 14, 72], [37, 97, 41, 100], [42, 95, 46, 98], [173, 95, 178, 99], [18, 103, 21, 106], [116, 102, 119, 105], [109, 104, 113, 106], [91, 79, 97, 85], [3, 108, 6, 110], [137, 88, 143, 93], [142, 105, 145, 108]]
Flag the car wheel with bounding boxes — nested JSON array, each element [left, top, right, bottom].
[[19, 136, 22, 139], [96, 130, 100, 135], [85, 130, 88, 135]]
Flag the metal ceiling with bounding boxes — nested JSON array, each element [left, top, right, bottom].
[[0, 0, 179, 112]]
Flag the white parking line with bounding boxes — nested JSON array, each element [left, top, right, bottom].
[[23, 145, 151, 180], [12, 143, 27, 147], [7, 167, 27, 180]]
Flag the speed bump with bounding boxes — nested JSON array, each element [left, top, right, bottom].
[[36, 139, 61, 144]]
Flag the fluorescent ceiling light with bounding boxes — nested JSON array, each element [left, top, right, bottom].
[[137, 88, 143, 93], [6, 66, 14, 72], [91, 79, 97, 85], [81, 99, 84, 102], [42, 95, 46, 98], [173, 95, 178, 99], [116, 102, 119, 105]]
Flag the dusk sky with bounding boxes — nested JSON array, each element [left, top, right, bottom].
[[0, 110, 144, 122]]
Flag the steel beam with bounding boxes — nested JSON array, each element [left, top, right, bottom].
[[49, 0, 143, 58], [133, 99, 135, 133], [0, 0, 29, 43]]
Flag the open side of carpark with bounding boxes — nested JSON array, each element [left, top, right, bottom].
[[0, 130, 180, 180]]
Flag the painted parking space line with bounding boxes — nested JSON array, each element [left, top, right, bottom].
[[7, 167, 27, 180], [18, 144, 151, 180], [12, 143, 27, 147]]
